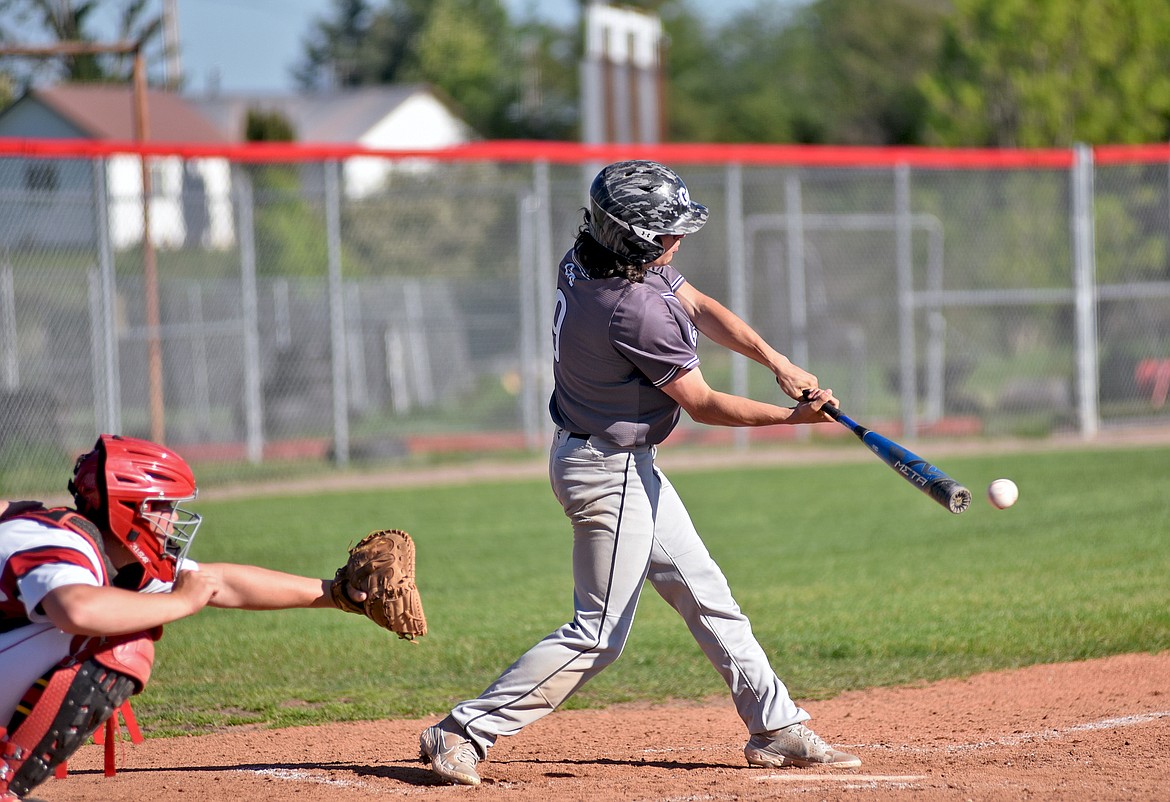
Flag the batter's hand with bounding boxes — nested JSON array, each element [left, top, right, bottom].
[[774, 358, 819, 401], [792, 387, 839, 424]]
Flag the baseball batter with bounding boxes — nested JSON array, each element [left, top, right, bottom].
[[0, 434, 401, 801], [420, 160, 861, 785]]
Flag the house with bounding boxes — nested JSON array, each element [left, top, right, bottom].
[[193, 84, 475, 198], [0, 84, 234, 250]]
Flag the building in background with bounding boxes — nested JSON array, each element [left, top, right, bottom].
[[580, 2, 664, 144], [193, 84, 475, 198], [0, 84, 233, 250]]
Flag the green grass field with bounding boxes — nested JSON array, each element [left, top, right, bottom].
[[139, 444, 1170, 736]]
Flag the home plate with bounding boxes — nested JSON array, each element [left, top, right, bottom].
[[756, 774, 926, 784]]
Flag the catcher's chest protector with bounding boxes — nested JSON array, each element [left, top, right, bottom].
[[3, 505, 117, 579], [0, 505, 158, 799]]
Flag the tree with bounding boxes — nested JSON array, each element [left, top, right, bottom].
[[920, 0, 1170, 147], [295, 0, 541, 138], [0, 0, 164, 86], [406, 0, 512, 136], [293, 0, 425, 89], [665, 0, 947, 145]]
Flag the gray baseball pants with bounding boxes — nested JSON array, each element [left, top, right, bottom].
[[450, 428, 808, 757]]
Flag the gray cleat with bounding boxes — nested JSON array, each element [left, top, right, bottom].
[[419, 720, 482, 786], [744, 722, 862, 768]]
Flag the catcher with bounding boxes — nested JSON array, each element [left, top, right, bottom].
[[0, 434, 424, 802]]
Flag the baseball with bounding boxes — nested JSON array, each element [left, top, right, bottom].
[[987, 478, 1019, 509]]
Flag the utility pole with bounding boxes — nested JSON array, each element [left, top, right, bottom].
[[0, 32, 167, 443], [162, 0, 182, 91]]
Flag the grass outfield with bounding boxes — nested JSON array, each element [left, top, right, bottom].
[[141, 444, 1170, 736]]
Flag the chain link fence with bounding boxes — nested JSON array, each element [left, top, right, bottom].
[[2, 142, 1169, 495]]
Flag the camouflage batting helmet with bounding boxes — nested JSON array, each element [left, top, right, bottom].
[[588, 160, 709, 265]]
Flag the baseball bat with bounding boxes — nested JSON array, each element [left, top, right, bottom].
[[813, 397, 972, 514]]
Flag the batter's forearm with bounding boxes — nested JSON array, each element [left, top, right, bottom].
[[690, 297, 795, 377], [681, 389, 806, 428]]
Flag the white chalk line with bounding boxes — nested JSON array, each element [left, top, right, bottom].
[[756, 773, 926, 783], [238, 768, 374, 790], [851, 709, 1170, 754]]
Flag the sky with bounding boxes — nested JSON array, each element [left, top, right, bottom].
[[175, 0, 766, 97]]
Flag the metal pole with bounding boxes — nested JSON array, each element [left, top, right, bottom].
[[924, 220, 945, 424], [726, 163, 748, 449], [518, 191, 540, 449], [785, 173, 811, 443], [895, 163, 917, 437], [325, 160, 349, 466], [132, 44, 166, 443], [0, 258, 17, 392], [188, 283, 211, 438], [93, 158, 121, 433], [785, 174, 809, 372], [234, 169, 264, 463], [1071, 144, 1100, 438], [533, 160, 555, 437]]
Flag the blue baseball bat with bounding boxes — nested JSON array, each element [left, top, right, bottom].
[[818, 400, 971, 515]]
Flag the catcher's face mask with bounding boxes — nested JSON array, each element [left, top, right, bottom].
[[139, 495, 202, 572]]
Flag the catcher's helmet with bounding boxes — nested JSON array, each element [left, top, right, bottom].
[[588, 160, 709, 264], [69, 434, 202, 583]]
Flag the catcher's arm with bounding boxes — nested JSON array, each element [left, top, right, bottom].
[[196, 563, 355, 610], [330, 529, 427, 641]]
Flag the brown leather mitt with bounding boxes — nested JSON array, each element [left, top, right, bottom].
[[331, 529, 427, 641]]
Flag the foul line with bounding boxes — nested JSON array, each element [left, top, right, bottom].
[[854, 710, 1170, 754], [238, 768, 373, 790], [756, 773, 926, 784]]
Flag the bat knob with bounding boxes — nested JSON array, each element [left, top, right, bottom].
[[948, 487, 973, 514]]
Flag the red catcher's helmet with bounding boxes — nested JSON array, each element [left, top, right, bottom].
[[68, 434, 202, 583]]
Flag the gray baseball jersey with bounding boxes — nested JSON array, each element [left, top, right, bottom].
[[549, 248, 699, 446]]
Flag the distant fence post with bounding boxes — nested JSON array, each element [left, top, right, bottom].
[[725, 162, 749, 449], [325, 159, 349, 467], [234, 168, 264, 463], [93, 157, 121, 434], [533, 160, 555, 439], [1071, 143, 1100, 438], [895, 163, 917, 437], [1, 257, 16, 393]]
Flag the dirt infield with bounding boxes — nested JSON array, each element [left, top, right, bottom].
[[36, 651, 1169, 802]]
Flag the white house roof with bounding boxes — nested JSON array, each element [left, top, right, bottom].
[[191, 84, 474, 145]]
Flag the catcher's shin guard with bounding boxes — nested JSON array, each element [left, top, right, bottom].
[[0, 633, 155, 798]]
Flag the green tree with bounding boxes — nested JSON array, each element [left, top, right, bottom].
[[407, 0, 511, 136], [0, 0, 163, 85], [664, 0, 947, 145], [920, 0, 1170, 147], [293, 0, 427, 89], [295, 0, 546, 138]]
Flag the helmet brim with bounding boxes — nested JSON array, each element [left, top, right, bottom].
[[665, 202, 709, 235]]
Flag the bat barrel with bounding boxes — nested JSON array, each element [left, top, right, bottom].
[[810, 393, 971, 515]]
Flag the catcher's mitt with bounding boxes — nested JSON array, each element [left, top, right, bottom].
[[331, 529, 427, 641]]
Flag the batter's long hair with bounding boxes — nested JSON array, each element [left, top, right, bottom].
[[574, 210, 649, 283]]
